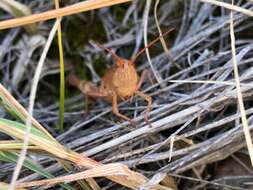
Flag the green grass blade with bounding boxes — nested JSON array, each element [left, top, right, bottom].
[[0, 118, 52, 141], [0, 141, 37, 150], [0, 84, 54, 139], [0, 118, 68, 158], [0, 151, 76, 190], [56, 18, 65, 133]]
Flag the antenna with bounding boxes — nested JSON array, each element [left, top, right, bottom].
[[95, 42, 121, 61], [131, 28, 174, 63]]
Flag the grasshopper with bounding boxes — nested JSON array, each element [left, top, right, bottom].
[[68, 29, 173, 126]]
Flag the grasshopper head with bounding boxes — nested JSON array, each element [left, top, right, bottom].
[[95, 42, 134, 67], [116, 58, 133, 67]]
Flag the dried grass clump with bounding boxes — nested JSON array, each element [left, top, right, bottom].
[[0, 0, 253, 189]]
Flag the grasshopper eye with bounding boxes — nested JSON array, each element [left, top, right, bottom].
[[116, 59, 124, 66], [116, 59, 130, 66]]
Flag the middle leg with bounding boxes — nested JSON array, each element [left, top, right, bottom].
[[135, 90, 152, 127]]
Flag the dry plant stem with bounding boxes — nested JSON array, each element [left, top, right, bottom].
[[3, 1, 253, 188], [154, 0, 168, 53], [83, 78, 253, 157], [167, 80, 252, 87], [0, 0, 132, 30], [0, 182, 26, 190], [143, 0, 164, 88], [70, 154, 148, 189], [154, 0, 176, 71], [8, 19, 61, 190], [60, 50, 251, 141], [0, 118, 149, 189], [60, 44, 251, 155], [229, 3, 253, 165], [167, 126, 252, 174], [17, 163, 139, 188], [200, 0, 253, 17], [168, 173, 246, 190]]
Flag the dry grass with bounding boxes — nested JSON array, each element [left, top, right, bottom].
[[0, 0, 132, 30], [0, 0, 253, 189], [229, 0, 253, 166]]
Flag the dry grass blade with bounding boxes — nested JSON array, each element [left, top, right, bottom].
[[17, 163, 132, 188], [2, 0, 253, 189], [0, 0, 132, 30], [229, 2, 253, 165], [140, 173, 176, 190], [0, 182, 26, 190], [0, 82, 150, 189], [0, 115, 148, 189], [0, 80, 78, 189], [168, 79, 251, 87], [71, 153, 148, 189], [153, 0, 180, 71], [8, 19, 61, 190], [143, 0, 164, 88], [200, 0, 253, 16], [0, 0, 36, 34], [154, 0, 169, 55]]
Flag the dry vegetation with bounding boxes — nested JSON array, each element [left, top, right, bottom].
[[0, 0, 253, 189]]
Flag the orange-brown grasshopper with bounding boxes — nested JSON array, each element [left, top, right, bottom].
[[68, 29, 173, 126]]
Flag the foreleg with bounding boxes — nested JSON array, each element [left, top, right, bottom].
[[112, 92, 136, 126]]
